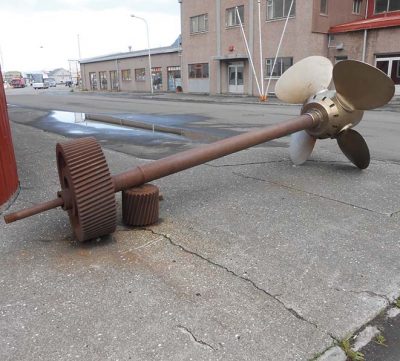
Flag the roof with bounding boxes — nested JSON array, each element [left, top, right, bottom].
[[329, 14, 400, 33], [80, 42, 181, 65]]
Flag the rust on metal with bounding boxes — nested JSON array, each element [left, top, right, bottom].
[[112, 113, 318, 192], [56, 137, 117, 242], [3, 197, 64, 224], [0, 67, 19, 206], [4, 113, 319, 241], [122, 184, 159, 226]]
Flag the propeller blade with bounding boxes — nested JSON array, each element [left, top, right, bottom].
[[275, 56, 333, 104], [333, 60, 395, 110], [336, 129, 370, 169], [289, 130, 317, 165]]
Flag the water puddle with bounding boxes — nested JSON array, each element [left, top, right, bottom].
[[33, 111, 189, 142]]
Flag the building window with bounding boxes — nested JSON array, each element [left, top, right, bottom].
[[265, 57, 293, 77], [99, 71, 107, 90], [226, 5, 244, 27], [188, 63, 209, 78], [152, 67, 163, 90], [89, 72, 97, 90], [121, 69, 131, 81], [375, 0, 400, 13], [320, 0, 328, 14], [335, 56, 348, 64], [190, 14, 208, 34], [135, 68, 146, 81], [267, 0, 295, 20], [328, 34, 335, 47], [352, 0, 362, 14], [110, 71, 118, 91]]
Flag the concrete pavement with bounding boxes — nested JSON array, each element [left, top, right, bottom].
[[1, 100, 400, 360], [73, 89, 400, 108]]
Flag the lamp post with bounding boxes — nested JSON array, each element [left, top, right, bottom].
[[130, 14, 153, 94]]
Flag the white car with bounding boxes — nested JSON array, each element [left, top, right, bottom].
[[33, 81, 49, 89]]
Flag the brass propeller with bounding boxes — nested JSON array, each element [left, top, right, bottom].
[[336, 128, 370, 169], [275, 57, 395, 169]]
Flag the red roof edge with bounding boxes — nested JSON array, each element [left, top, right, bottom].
[[329, 15, 400, 33]]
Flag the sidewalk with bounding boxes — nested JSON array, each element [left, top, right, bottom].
[[1, 118, 400, 360], [79, 89, 400, 108]]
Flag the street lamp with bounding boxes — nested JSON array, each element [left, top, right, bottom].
[[130, 14, 153, 94]]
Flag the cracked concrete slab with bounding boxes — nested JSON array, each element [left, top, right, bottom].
[[1, 121, 400, 360]]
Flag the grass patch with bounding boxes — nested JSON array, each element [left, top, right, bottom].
[[339, 337, 365, 361], [374, 333, 387, 347]]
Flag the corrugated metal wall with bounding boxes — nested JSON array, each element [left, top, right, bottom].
[[0, 69, 19, 206]]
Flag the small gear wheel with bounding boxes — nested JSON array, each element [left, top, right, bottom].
[[56, 137, 117, 242], [122, 184, 159, 226]]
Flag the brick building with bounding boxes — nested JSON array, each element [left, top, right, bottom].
[[80, 39, 182, 93], [179, 0, 400, 95], [80, 0, 400, 96]]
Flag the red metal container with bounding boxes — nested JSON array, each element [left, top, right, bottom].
[[0, 68, 19, 206]]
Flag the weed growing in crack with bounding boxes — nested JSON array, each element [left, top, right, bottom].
[[395, 297, 400, 308], [374, 334, 387, 347], [339, 337, 365, 361]]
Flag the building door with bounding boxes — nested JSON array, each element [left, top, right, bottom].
[[167, 66, 181, 91], [228, 63, 244, 93], [110, 71, 119, 91], [376, 55, 400, 95]]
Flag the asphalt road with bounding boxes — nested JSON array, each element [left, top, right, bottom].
[[2, 85, 400, 361], [5, 86, 400, 163]]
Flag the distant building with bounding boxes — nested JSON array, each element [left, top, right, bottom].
[[4, 71, 22, 83], [80, 40, 182, 92], [48, 68, 71, 84]]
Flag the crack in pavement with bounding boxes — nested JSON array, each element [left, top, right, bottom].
[[145, 228, 319, 330], [390, 209, 400, 218], [333, 287, 390, 304], [232, 172, 389, 216], [177, 325, 215, 351]]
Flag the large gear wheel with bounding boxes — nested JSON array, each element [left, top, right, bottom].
[[56, 137, 117, 242]]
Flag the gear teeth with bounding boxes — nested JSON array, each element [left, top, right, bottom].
[[122, 184, 159, 226], [56, 137, 117, 242]]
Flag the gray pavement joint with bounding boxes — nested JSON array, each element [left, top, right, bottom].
[[144, 228, 322, 331], [177, 325, 216, 351], [232, 171, 390, 217], [333, 288, 391, 305]]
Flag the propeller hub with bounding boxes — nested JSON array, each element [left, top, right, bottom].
[[301, 91, 363, 139]]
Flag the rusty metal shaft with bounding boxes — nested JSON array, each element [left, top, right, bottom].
[[112, 113, 318, 192], [4, 197, 64, 223], [4, 113, 319, 224]]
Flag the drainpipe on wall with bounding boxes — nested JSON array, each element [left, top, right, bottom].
[[216, 0, 221, 94], [178, 0, 184, 92], [362, 30, 368, 63], [248, 0, 254, 95], [115, 59, 120, 91], [362, 0, 369, 63]]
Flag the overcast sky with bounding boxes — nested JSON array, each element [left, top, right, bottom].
[[0, 0, 181, 73]]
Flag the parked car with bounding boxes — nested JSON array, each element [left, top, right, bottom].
[[10, 78, 26, 88], [46, 78, 56, 87]]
